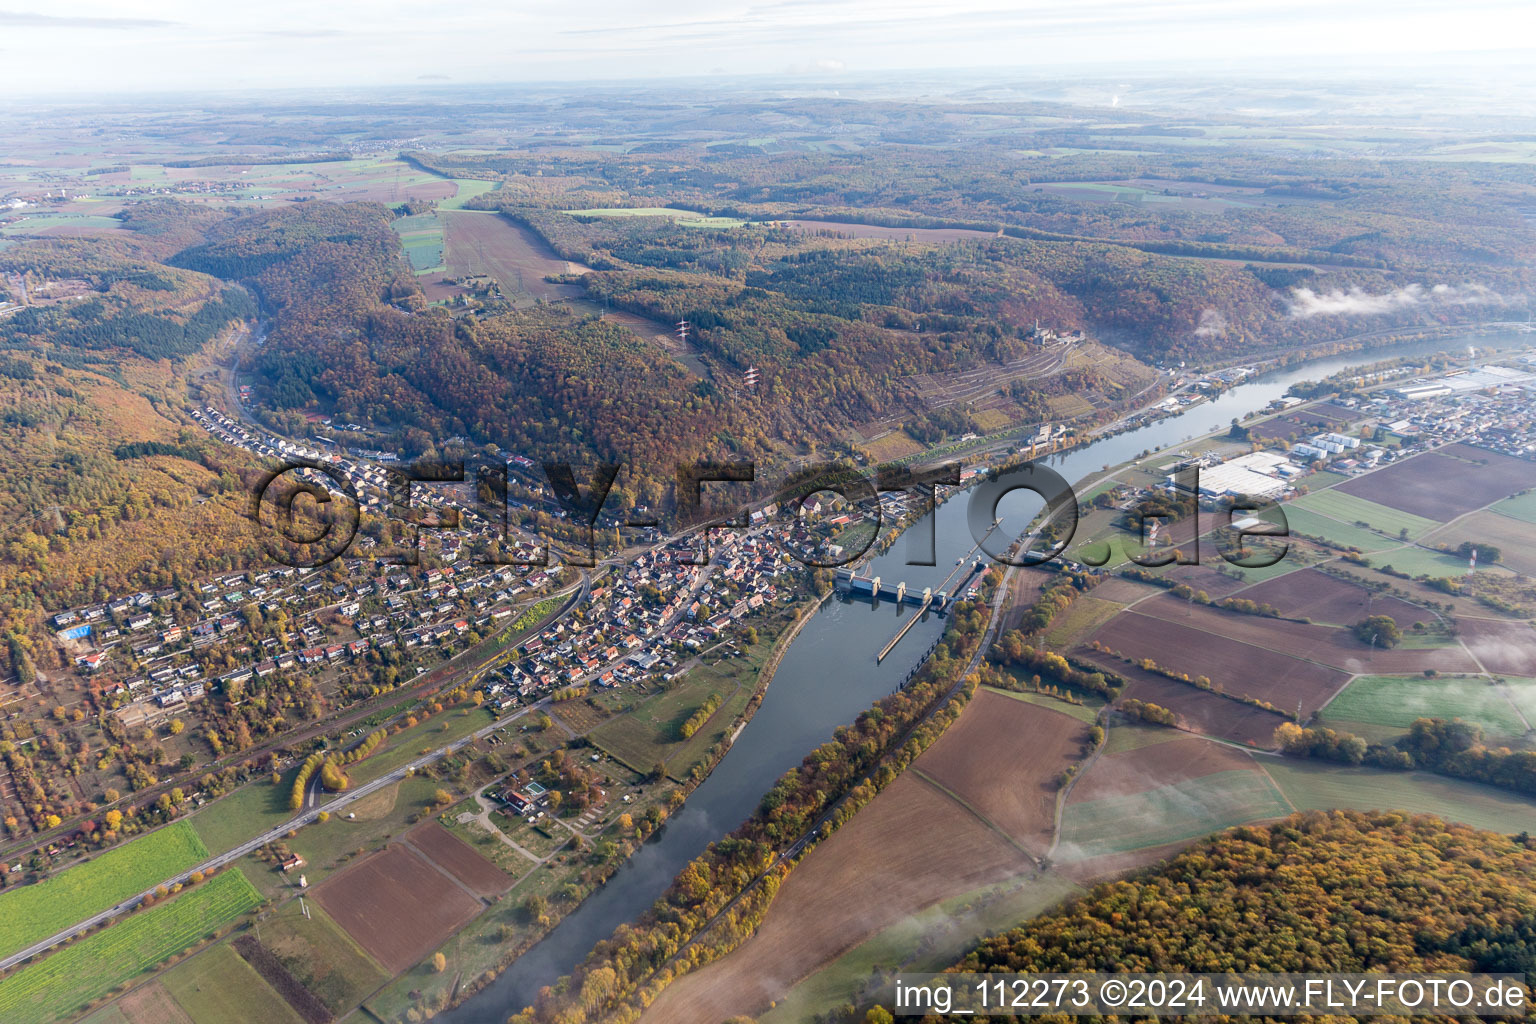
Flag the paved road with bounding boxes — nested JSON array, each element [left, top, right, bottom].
[[0, 698, 547, 972]]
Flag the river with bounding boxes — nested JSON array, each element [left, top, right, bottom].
[[437, 328, 1527, 1023]]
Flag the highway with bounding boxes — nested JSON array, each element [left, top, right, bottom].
[[0, 698, 547, 973]]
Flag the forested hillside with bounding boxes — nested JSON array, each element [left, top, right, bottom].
[[0, 206, 262, 676], [419, 139, 1536, 360], [194, 202, 1159, 503], [914, 811, 1536, 1022]]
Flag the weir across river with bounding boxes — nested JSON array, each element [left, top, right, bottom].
[[838, 553, 989, 662]]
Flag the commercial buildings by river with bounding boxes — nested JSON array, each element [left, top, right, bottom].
[[437, 328, 1534, 1023]]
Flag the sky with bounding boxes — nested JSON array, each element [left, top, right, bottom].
[[2, 0, 1535, 95]]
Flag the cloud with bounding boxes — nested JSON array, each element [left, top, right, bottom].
[[787, 57, 847, 74], [1193, 307, 1228, 337], [1286, 282, 1509, 318], [417, 74, 452, 81], [0, 9, 177, 29], [257, 29, 347, 39]]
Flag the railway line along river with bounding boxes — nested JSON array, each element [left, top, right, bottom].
[[437, 328, 1525, 1023]]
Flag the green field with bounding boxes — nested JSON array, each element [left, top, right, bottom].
[[1370, 545, 1481, 578], [1280, 505, 1399, 552], [565, 206, 700, 218], [189, 778, 295, 855], [160, 942, 305, 1024], [1320, 675, 1528, 737], [392, 213, 445, 272], [1259, 759, 1536, 832], [439, 178, 497, 210], [1291, 489, 1440, 540], [0, 821, 209, 959], [256, 897, 389, 1011], [1304, 470, 1352, 489], [1497, 678, 1536, 725], [563, 207, 748, 228], [348, 706, 496, 785], [590, 657, 751, 780], [0, 214, 124, 235], [1041, 596, 1124, 648], [1491, 492, 1536, 525], [0, 869, 263, 1024], [1059, 770, 1292, 857]]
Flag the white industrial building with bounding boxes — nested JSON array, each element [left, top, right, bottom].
[[1170, 450, 1296, 500]]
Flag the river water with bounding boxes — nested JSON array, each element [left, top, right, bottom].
[[438, 329, 1524, 1023]]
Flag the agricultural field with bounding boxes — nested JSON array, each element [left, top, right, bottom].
[[857, 429, 925, 463], [1128, 596, 1477, 677], [1425, 510, 1536, 576], [982, 686, 1103, 725], [1088, 608, 1352, 716], [1272, 505, 1402, 552], [250, 898, 389, 1014], [236, 157, 456, 205], [79, 981, 194, 1024], [1237, 567, 1432, 626], [0, 869, 263, 1024], [1336, 443, 1536, 522], [914, 689, 1090, 856], [1372, 545, 1486, 578], [1277, 503, 1406, 552], [391, 213, 445, 272], [757, 731, 1302, 1023], [639, 691, 1082, 1024], [0, 821, 210, 960], [403, 822, 513, 897], [1458, 618, 1536, 677], [158, 942, 304, 1024], [1319, 674, 1529, 739], [241, 775, 464, 901], [1289, 488, 1440, 540], [637, 772, 1034, 1024], [434, 210, 587, 306], [1059, 728, 1290, 861], [1060, 769, 1291, 858], [0, 214, 126, 236], [1072, 734, 1265, 803], [1247, 409, 1350, 440], [1490, 491, 1536, 525], [1305, 468, 1355, 488], [1259, 759, 1536, 833], [758, 873, 1083, 1024], [310, 843, 483, 974], [1041, 595, 1125, 648], [1501, 678, 1536, 723], [348, 705, 497, 786], [1086, 660, 1291, 747], [439, 178, 497, 210], [565, 207, 748, 228]]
